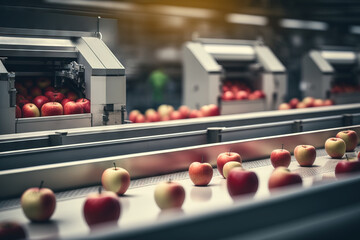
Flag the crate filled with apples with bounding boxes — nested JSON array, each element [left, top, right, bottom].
[[220, 80, 267, 114], [15, 77, 90, 118], [221, 80, 266, 102], [128, 103, 220, 123], [278, 97, 334, 110]]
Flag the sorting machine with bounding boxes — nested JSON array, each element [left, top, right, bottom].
[[182, 38, 286, 114], [302, 46, 360, 104], [0, 28, 126, 135], [0, 106, 360, 239]]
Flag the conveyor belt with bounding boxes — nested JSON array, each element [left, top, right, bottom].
[[1, 113, 360, 171], [0, 146, 359, 239], [1, 104, 360, 152]]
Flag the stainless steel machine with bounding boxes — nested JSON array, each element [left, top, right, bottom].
[[0, 28, 126, 134], [182, 38, 287, 114], [302, 47, 360, 103]]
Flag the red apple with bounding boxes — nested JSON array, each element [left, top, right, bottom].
[[178, 105, 191, 118], [30, 86, 42, 98], [41, 102, 63, 116], [289, 98, 300, 108], [145, 108, 156, 118], [147, 111, 161, 122], [227, 167, 259, 197], [61, 98, 74, 107], [296, 102, 307, 109], [235, 90, 249, 100], [16, 94, 30, 108], [323, 99, 334, 106], [189, 109, 204, 118], [0, 221, 27, 239], [217, 152, 242, 177], [66, 91, 78, 101], [157, 104, 174, 118], [302, 97, 315, 107], [36, 77, 51, 89], [207, 104, 220, 116], [200, 105, 211, 117], [83, 188, 121, 226], [32, 95, 49, 110], [223, 161, 243, 179], [170, 111, 184, 120], [188, 161, 213, 186], [268, 167, 302, 190], [47, 91, 65, 102], [336, 130, 358, 152], [101, 163, 130, 195], [270, 145, 291, 168], [16, 105, 22, 118], [278, 103, 291, 110], [335, 156, 360, 178], [294, 145, 316, 166], [129, 110, 140, 122], [313, 99, 324, 107], [64, 101, 83, 115], [161, 115, 171, 121], [154, 180, 185, 210], [23, 79, 34, 88], [15, 82, 28, 96], [22, 103, 40, 118], [21, 181, 56, 222], [222, 91, 235, 101], [252, 90, 266, 99], [134, 114, 146, 123], [76, 98, 90, 113], [44, 86, 55, 93], [59, 88, 69, 95], [325, 138, 346, 159]]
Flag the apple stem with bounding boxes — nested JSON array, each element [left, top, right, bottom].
[[228, 148, 232, 156], [281, 144, 283, 150], [98, 186, 102, 194], [346, 154, 349, 161], [39, 180, 44, 190], [113, 162, 117, 170], [168, 178, 172, 183]]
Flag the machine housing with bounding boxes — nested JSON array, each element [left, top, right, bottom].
[[0, 28, 126, 134], [183, 38, 287, 114]]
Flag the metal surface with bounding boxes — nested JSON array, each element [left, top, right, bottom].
[[0, 145, 359, 239], [16, 114, 92, 133], [0, 125, 359, 200], [182, 38, 286, 112], [0, 113, 358, 170], [0, 29, 126, 133], [221, 99, 266, 115], [302, 48, 360, 102], [1, 104, 360, 151]]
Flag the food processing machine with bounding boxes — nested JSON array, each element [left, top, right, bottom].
[[0, 28, 126, 134], [182, 38, 287, 114], [302, 46, 360, 104]]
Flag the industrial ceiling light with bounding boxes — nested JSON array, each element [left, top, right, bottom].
[[279, 19, 328, 31], [226, 13, 268, 26]]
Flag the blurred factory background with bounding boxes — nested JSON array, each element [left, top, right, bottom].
[[1, 0, 360, 112]]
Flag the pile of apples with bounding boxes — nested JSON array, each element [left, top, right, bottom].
[[221, 80, 266, 101], [128, 103, 220, 123], [278, 97, 334, 110], [15, 77, 90, 118], [331, 83, 360, 94]]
